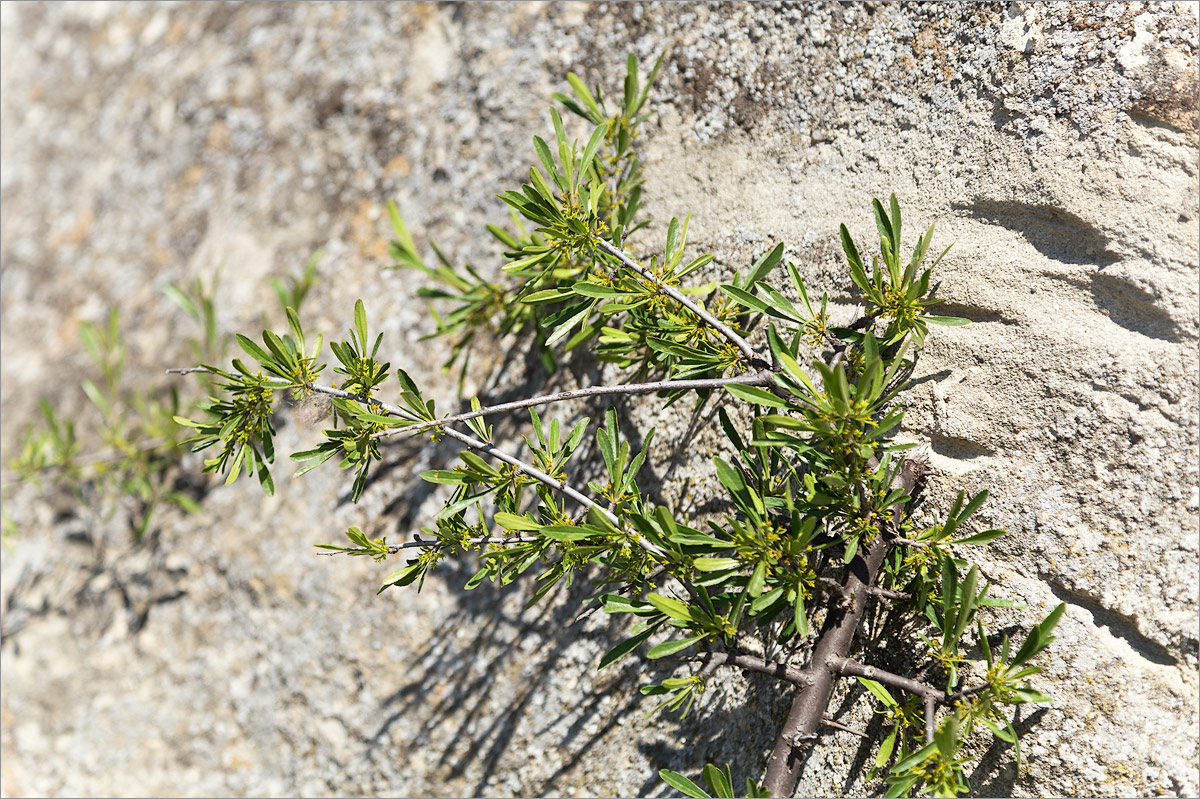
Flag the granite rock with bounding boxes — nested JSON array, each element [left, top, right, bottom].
[[2, 3, 1196, 797]]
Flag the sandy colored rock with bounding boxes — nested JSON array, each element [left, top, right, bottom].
[[2, 3, 1196, 797]]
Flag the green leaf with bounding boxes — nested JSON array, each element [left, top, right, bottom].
[[380, 561, 424, 590], [539, 525, 595, 541], [745, 242, 785, 288], [724, 383, 791, 409], [703, 763, 734, 799], [666, 217, 680, 259], [80, 379, 108, 413], [892, 741, 938, 774], [857, 677, 899, 709], [570, 282, 627, 299], [647, 593, 694, 621], [659, 770, 711, 799], [545, 302, 594, 346], [493, 512, 542, 532], [923, 315, 970, 326], [713, 457, 745, 496], [292, 448, 338, 477], [981, 717, 1018, 743], [951, 565, 979, 650], [793, 590, 808, 637], [957, 489, 989, 526], [354, 299, 368, 349], [532, 135, 561, 185], [421, 469, 468, 485], [876, 726, 898, 769], [387, 200, 420, 258], [577, 121, 610, 179], [599, 626, 657, 670], [747, 561, 766, 597], [647, 634, 707, 659], [1009, 602, 1065, 668], [693, 557, 740, 572], [840, 223, 865, 271], [519, 288, 572, 306], [236, 334, 274, 366], [719, 284, 786, 319], [566, 72, 602, 119], [162, 283, 198, 319], [952, 528, 1007, 545]]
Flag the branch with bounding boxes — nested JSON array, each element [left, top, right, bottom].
[[826, 656, 941, 702], [835, 652, 993, 719], [0, 434, 175, 488], [306, 383, 669, 560], [763, 451, 928, 798], [822, 712, 869, 738], [317, 534, 543, 557], [892, 536, 933, 548], [378, 371, 776, 440], [593, 237, 767, 367], [675, 651, 814, 689], [818, 576, 912, 603], [946, 682, 994, 705], [573, 564, 670, 624]]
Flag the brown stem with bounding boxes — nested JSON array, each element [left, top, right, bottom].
[[676, 651, 814, 689], [761, 455, 925, 797], [762, 532, 891, 795], [827, 656, 941, 702]]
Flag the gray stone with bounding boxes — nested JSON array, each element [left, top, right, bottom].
[[1, 2, 1196, 797]]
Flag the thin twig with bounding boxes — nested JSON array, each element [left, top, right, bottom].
[[822, 713, 869, 738], [317, 534, 541, 556], [925, 694, 937, 744], [819, 576, 912, 603], [306, 383, 668, 560], [573, 564, 670, 624], [377, 371, 777, 440], [828, 656, 942, 702], [675, 651, 813, 688], [831, 655, 995, 718], [946, 682, 994, 705], [393, 534, 541, 552], [593, 237, 766, 366]]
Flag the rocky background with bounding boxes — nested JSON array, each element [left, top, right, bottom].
[[1, 2, 1197, 797]]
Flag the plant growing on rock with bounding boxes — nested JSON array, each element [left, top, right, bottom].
[[173, 56, 1062, 798], [5, 258, 321, 540]]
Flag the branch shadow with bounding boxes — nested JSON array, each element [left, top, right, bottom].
[[363, 563, 678, 796]]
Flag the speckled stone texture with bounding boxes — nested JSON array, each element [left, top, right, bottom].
[[2, 2, 1196, 797]]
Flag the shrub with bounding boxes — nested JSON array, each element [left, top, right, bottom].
[[173, 56, 1061, 798], [6, 259, 320, 540]]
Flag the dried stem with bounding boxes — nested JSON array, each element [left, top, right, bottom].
[[307, 383, 668, 560], [379, 370, 776, 440], [822, 713, 869, 738], [593, 237, 767, 367]]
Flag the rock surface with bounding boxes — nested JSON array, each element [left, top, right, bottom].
[[1, 2, 1196, 797]]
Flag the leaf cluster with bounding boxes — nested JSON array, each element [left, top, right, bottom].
[[387, 54, 663, 384], [9, 303, 210, 537]]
